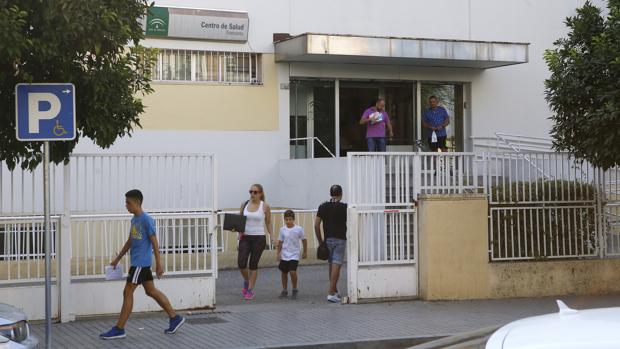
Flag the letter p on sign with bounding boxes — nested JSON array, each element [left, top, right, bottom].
[[28, 93, 61, 133]]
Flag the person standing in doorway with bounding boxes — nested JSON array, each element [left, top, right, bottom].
[[422, 96, 450, 152], [238, 184, 274, 300], [315, 185, 347, 303], [359, 98, 394, 152]]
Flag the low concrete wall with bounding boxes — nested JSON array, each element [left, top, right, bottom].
[[276, 158, 347, 209], [418, 194, 491, 300], [418, 194, 620, 300]]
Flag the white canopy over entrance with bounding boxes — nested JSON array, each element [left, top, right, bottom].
[[275, 33, 529, 69]]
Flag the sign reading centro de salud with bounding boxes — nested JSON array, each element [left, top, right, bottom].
[[143, 7, 249, 42]]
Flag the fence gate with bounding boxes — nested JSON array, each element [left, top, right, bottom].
[[347, 153, 419, 303]]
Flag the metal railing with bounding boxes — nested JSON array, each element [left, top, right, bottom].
[[419, 152, 482, 195], [347, 152, 482, 207], [1, 162, 65, 215], [1, 153, 217, 215], [489, 205, 598, 261], [70, 212, 217, 280], [0, 216, 59, 284], [357, 208, 416, 265], [69, 153, 216, 213], [484, 152, 603, 261], [603, 168, 620, 256], [290, 137, 336, 159], [495, 132, 553, 153]]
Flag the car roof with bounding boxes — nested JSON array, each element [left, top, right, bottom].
[[486, 301, 620, 349], [0, 303, 27, 325]]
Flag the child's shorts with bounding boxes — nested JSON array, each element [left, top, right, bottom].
[[278, 260, 299, 273], [127, 266, 154, 285]]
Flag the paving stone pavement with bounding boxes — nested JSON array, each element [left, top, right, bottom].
[[31, 264, 620, 349]]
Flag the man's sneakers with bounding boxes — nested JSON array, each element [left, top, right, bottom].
[[165, 315, 186, 334], [100, 316, 185, 339], [278, 290, 288, 299], [327, 293, 341, 303], [291, 289, 299, 300], [99, 326, 126, 340]]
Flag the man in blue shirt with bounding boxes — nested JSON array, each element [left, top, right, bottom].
[[422, 96, 450, 151], [100, 189, 185, 340]]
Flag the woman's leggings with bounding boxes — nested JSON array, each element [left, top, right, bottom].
[[238, 235, 266, 270]]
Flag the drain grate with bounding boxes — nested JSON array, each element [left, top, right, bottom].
[[186, 317, 228, 325]]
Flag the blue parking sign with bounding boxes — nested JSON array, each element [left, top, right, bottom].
[[15, 83, 76, 141]]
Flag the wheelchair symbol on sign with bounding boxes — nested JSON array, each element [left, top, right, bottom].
[[53, 120, 68, 137]]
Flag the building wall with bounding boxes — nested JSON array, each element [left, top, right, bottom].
[[418, 194, 620, 300], [74, 0, 598, 209], [141, 54, 279, 131]]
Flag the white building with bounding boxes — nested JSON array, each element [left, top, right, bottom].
[[74, 0, 595, 209]]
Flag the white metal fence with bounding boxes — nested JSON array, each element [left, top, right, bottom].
[[69, 154, 216, 213], [1, 153, 217, 215], [0, 153, 218, 283], [70, 212, 217, 280], [419, 152, 482, 194], [483, 152, 619, 261], [602, 168, 620, 256], [346, 151, 619, 263], [347, 152, 482, 207], [357, 209, 416, 265], [0, 162, 65, 215], [0, 216, 59, 284]]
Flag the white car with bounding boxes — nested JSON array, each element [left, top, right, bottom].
[[486, 300, 620, 349], [0, 304, 38, 349]]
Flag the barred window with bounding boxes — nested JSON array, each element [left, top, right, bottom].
[[153, 49, 262, 84]]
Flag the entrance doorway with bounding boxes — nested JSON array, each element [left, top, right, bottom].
[[339, 81, 415, 156], [289, 79, 467, 158], [420, 83, 465, 152]]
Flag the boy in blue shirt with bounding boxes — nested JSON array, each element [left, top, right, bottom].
[[100, 189, 185, 339]]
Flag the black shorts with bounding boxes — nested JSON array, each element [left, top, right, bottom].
[[238, 235, 266, 270], [278, 260, 299, 273], [127, 266, 153, 285], [428, 136, 447, 151]]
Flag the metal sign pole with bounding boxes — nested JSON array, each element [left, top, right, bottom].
[[43, 141, 52, 349]]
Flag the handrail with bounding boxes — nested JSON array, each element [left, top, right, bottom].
[[290, 137, 336, 158], [495, 133, 552, 180]]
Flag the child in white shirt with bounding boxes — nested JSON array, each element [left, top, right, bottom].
[[276, 210, 307, 299]]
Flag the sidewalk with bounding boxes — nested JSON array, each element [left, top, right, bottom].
[[31, 265, 620, 348]]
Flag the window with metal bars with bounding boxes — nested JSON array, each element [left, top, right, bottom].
[[153, 49, 262, 84]]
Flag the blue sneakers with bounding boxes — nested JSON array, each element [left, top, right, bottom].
[[99, 326, 126, 340], [165, 315, 186, 334]]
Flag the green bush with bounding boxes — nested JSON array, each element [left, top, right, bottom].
[[491, 179, 597, 203]]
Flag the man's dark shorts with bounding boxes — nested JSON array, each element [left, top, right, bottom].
[[127, 266, 153, 285], [428, 136, 447, 151], [278, 260, 299, 273]]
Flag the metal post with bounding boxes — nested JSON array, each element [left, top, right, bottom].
[[43, 141, 52, 348], [335, 79, 340, 158]]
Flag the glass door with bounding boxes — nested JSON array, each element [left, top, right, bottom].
[[290, 80, 336, 158]]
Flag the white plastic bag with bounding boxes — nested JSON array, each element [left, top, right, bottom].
[[431, 131, 438, 143]]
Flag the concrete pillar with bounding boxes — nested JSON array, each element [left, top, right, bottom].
[[59, 164, 74, 322]]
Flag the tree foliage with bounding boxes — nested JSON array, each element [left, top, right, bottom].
[[544, 0, 620, 170], [0, 0, 156, 170]]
